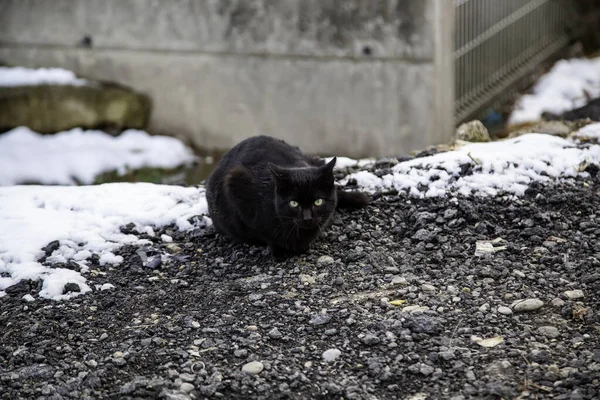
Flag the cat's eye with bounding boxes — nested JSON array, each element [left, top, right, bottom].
[[289, 200, 299, 208], [314, 199, 323, 206]]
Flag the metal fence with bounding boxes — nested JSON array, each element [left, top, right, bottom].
[[454, 0, 580, 123]]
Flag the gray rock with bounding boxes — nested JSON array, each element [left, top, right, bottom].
[[551, 298, 566, 307], [512, 298, 544, 312], [317, 255, 334, 266], [362, 334, 381, 345], [455, 120, 490, 142], [179, 382, 194, 393], [268, 327, 283, 339], [497, 306, 513, 315], [537, 326, 560, 338], [309, 314, 331, 326], [564, 290, 584, 299], [322, 348, 341, 362], [242, 361, 264, 374]]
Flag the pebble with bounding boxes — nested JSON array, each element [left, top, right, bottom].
[[512, 298, 544, 312], [333, 277, 344, 286], [478, 303, 490, 312], [246, 325, 258, 331], [322, 349, 341, 362], [421, 284, 436, 292], [537, 326, 560, 338], [191, 321, 200, 329], [362, 334, 381, 345], [113, 351, 124, 358], [180, 383, 194, 393], [317, 256, 334, 266], [86, 360, 98, 368], [234, 349, 248, 358], [299, 274, 316, 285], [497, 306, 513, 315], [268, 328, 283, 339], [513, 269, 526, 278], [99, 332, 108, 341], [419, 364, 435, 376], [309, 314, 331, 326], [564, 290, 584, 299], [242, 361, 264, 374], [551, 298, 565, 307], [402, 305, 430, 314]]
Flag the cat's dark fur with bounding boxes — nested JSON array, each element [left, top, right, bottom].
[[206, 135, 369, 260], [542, 97, 600, 121]]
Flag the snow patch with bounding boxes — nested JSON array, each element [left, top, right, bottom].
[[0, 127, 197, 186], [509, 57, 600, 125], [341, 133, 600, 198], [0, 66, 88, 87], [0, 183, 208, 300]]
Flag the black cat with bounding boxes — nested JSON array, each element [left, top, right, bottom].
[[206, 135, 369, 260]]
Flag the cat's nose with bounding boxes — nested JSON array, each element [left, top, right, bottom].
[[302, 209, 312, 221]]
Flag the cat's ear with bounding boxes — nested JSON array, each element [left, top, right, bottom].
[[319, 157, 336, 175]]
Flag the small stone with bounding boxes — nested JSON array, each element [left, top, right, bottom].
[[420, 364, 435, 376], [191, 321, 200, 329], [564, 290, 584, 299], [537, 326, 560, 338], [234, 349, 248, 358], [113, 351, 124, 358], [113, 358, 126, 367], [147, 258, 162, 269], [362, 334, 381, 345], [402, 305, 430, 314], [242, 361, 264, 374], [551, 298, 565, 307], [86, 360, 98, 368], [299, 274, 316, 285], [161, 234, 173, 243], [180, 383, 194, 393], [309, 314, 331, 326], [455, 120, 491, 142], [42, 240, 60, 256], [268, 328, 283, 339], [166, 244, 181, 254], [421, 284, 436, 292], [497, 306, 513, 315], [333, 277, 344, 286], [246, 325, 258, 331], [62, 282, 80, 294], [478, 303, 490, 312], [512, 298, 544, 312], [317, 256, 334, 266], [513, 270, 526, 278], [322, 348, 341, 362]]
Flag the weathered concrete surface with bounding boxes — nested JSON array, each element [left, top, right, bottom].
[[0, 0, 433, 60], [0, 83, 151, 133], [0, 0, 454, 157]]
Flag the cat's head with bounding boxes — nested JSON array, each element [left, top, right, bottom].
[[269, 158, 337, 229]]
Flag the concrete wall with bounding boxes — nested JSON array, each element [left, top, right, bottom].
[[0, 0, 454, 158]]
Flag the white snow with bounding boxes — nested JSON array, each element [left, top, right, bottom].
[[509, 57, 600, 125], [0, 127, 197, 186], [0, 183, 208, 300], [325, 156, 374, 169], [572, 122, 600, 141], [341, 133, 600, 198], [0, 66, 88, 87]]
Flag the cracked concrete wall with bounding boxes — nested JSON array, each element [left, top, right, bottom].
[[0, 0, 454, 157]]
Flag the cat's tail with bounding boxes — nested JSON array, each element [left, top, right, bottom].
[[336, 188, 370, 209]]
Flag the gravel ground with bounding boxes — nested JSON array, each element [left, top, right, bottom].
[[1, 162, 600, 399]]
